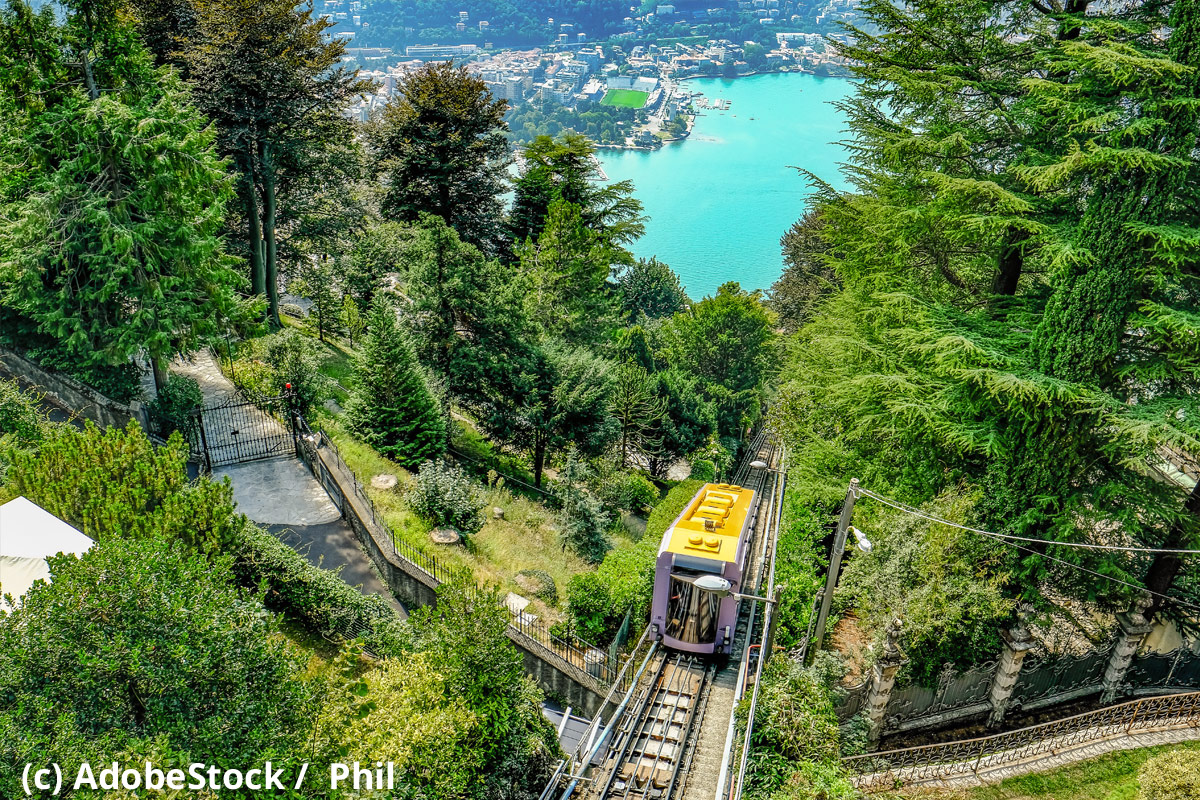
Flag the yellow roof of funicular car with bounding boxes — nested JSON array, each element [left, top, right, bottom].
[[665, 483, 755, 564]]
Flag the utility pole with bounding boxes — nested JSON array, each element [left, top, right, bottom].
[[810, 478, 859, 661]]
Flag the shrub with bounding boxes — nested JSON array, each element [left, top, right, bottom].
[[566, 479, 703, 641], [602, 470, 660, 515], [147, 374, 202, 438], [689, 458, 716, 482], [227, 517, 410, 657], [1139, 749, 1200, 800], [280, 302, 305, 319], [233, 329, 330, 416], [408, 459, 485, 536], [556, 457, 612, 564], [835, 486, 1014, 684], [744, 657, 853, 799], [0, 378, 48, 446]]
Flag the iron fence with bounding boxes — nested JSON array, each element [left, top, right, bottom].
[[884, 659, 1000, 732], [1127, 645, 1200, 693], [301, 425, 623, 685], [1010, 640, 1114, 711], [836, 676, 872, 723], [845, 691, 1200, 792]]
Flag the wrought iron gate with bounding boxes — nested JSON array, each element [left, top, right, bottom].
[[187, 394, 296, 469]]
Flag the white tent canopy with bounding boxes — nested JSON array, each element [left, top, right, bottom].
[[0, 496, 93, 611]]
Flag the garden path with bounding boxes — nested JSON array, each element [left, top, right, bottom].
[[171, 351, 405, 616]]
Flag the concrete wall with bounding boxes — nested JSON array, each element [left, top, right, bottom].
[[0, 347, 149, 431], [304, 437, 607, 717]]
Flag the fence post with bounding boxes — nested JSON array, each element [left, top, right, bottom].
[[865, 617, 904, 746], [987, 604, 1037, 728], [1102, 593, 1154, 704]]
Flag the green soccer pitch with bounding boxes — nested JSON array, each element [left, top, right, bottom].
[[600, 89, 650, 108]]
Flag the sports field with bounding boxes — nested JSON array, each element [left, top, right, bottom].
[[601, 89, 649, 109]]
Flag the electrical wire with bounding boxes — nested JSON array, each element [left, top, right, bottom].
[[857, 488, 1200, 555], [854, 486, 1200, 613]]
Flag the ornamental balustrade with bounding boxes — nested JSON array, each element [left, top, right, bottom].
[[832, 596, 1200, 738], [1007, 641, 1115, 712], [844, 691, 1200, 792], [883, 659, 1000, 733]]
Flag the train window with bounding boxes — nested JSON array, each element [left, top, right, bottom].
[[671, 554, 724, 574], [664, 574, 720, 645]]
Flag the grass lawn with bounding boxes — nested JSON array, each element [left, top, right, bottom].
[[318, 416, 632, 630], [601, 89, 649, 109], [903, 740, 1200, 800]]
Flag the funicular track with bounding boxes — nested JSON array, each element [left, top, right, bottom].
[[544, 433, 782, 800], [592, 652, 713, 798]]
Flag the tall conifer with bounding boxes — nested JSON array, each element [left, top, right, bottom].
[[346, 297, 445, 467]]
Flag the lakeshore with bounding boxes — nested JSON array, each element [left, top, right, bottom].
[[598, 71, 854, 298]]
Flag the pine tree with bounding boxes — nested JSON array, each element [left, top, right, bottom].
[[373, 61, 510, 256], [776, 0, 1200, 616], [346, 297, 445, 467], [0, 0, 245, 392]]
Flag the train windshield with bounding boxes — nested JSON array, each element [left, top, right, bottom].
[[664, 572, 721, 645]]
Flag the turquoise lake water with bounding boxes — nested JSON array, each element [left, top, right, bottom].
[[598, 72, 854, 299]]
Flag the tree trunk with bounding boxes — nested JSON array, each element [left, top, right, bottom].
[[151, 356, 169, 396], [992, 228, 1027, 296], [244, 152, 266, 301], [260, 140, 282, 328], [1146, 480, 1200, 620], [533, 435, 546, 488]]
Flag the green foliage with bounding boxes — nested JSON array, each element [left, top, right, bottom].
[[181, 0, 370, 326], [1139, 749, 1200, 800], [410, 584, 559, 798], [769, 502, 828, 652], [661, 282, 776, 436], [837, 489, 1015, 682], [408, 458, 486, 536], [601, 470, 660, 515], [0, 536, 307, 797], [226, 517, 411, 657], [346, 296, 446, 467], [510, 132, 644, 247], [689, 458, 716, 482], [147, 374, 202, 438], [0, 4, 246, 379], [374, 61, 510, 255], [616, 257, 690, 320], [771, 210, 838, 335], [477, 342, 617, 488], [610, 361, 667, 468], [0, 378, 48, 447], [517, 197, 622, 344], [743, 657, 853, 800], [775, 0, 1200, 633], [566, 479, 702, 640], [234, 328, 331, 416], [3, 421, 238, 553], [556, 455, 612, 563]]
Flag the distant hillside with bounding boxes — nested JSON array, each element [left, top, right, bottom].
[[351, 0, 683, 49]]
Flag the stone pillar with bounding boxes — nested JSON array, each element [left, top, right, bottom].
[[1101, 594, 1154, 704], [987, 603, 1036, 727], [865, 617, 904, 746]]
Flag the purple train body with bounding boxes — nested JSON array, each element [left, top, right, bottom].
[[649, 483, 758, 655]]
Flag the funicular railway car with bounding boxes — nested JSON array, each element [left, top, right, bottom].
[[649, 483, 757, 655]]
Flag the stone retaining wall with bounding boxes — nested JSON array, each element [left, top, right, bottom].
[[303, 437, 607, 717], [0, 347, 150, 430]]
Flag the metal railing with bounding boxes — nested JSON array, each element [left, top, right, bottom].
[[301, 424, 624, 685], [844, 691, 1200, 792]]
